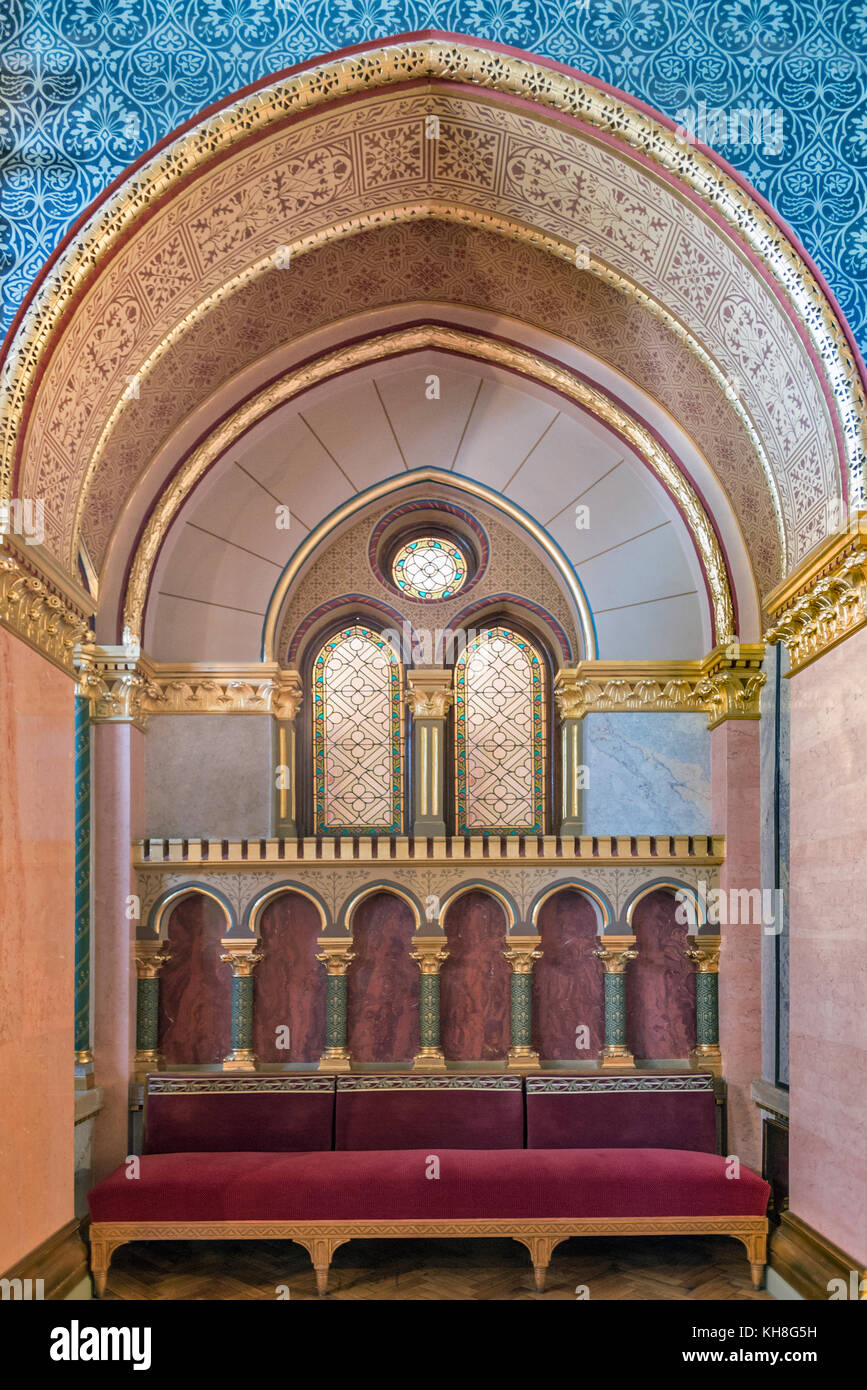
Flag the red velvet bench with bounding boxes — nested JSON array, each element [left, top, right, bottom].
[[88, 1072, 769, 1296]]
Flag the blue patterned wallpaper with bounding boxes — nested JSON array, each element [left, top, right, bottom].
[[1, 2, 866, 347]]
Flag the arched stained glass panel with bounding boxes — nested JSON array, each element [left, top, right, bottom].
[[313, 625, 404, 834], [455, 626, 545, 834]]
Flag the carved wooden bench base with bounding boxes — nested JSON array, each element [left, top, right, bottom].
[[89, 1216, 767, 1297]]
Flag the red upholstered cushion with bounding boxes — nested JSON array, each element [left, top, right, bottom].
[[88, 1148, 769, 1224], [334, 1074, 524, 1150], [526, 1074, 718, 1153], [142, 1075, 335, 1154]]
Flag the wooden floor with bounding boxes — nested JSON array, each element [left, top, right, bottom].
[[99, 1235, 772, 1301]]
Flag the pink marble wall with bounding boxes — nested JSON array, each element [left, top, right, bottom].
[[441, 891, 510, 1061], [789, 626, 867, 1264], [0, 630, 75, 1269], [159, 894, 232, 1063], [347, 893, 418, 1063], [628, 889, 696, 1060], [253, 894, 326, 1063], [532, 890, 603, 1060], [92, 721, 144, 1182], [712, 719, 763, 1170]]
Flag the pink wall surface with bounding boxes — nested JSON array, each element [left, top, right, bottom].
[[92, 721, 144, 1183], [0, 630, 75, 1270], [712, 719, 763, 1170], [789, 627, 867, 1264]]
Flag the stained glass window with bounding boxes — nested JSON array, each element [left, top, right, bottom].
[[392, 536, 467, 600], [313, 625, 404, 834], [454, 626, 546, 834]]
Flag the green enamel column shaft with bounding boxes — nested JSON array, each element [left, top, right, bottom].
[[136, 977, 159, 1052], [696, 972, 720, 1047], [603, 973, 627, 1049], [510, 973, 533, 1048], [74, 695, 91, 1055], [325, 974, 348, 1050], [231, 975, 255, 1052], [419, 973, 441, 1049]]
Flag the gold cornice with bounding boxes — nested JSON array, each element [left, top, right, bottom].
[[2, 37, 857, 550], [75, 642, 153, 730], [123, 328, 734, 652], [764, 518, 867, 674], [554, 645, 765, 728], [0, 536, 92, 675], [141, 663, 303, 719]]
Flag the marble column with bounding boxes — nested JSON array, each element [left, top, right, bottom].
[[410, 937, 449, 1070], [405, 669, 452, 838], [316, 942, 355, 1072], [133, 942, 172, 1080], [594, 936, 638, 1069], [504, 937, 543, 1071], [273, 670, 303, 837], [684, 936, 722, 1075], [73, 693, 93, 1084], [553, 670, 586, 835], [220, 944, 264, 1072]]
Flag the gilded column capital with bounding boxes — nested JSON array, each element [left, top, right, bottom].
[[219, 943, 264, 976], [593, 936, 639, 973], [405, 667, 454, 719], [133, 944, 172, 979], [315, 942, 356, 975], [764, 523, 867, 675], [0, 538, 92, 676], [410, 937, 450, 974], [684, 937, 721, 973], [503, 937, 543, 973], [695, 645, 766, 729], [76, 641, 155, 731], [275, 668, 303, 722]]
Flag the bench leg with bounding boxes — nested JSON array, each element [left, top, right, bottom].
[[514, 1236, 560, 1293], [738, 1231, 767, 1290], [90, 1230, 121, 1298], [294, 1237, 348, 1297]]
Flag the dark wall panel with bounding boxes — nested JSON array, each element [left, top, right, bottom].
[[627, 888, 696, 1060], [532, 889, 603, 1060], [441, 890, 510, 1061], [346, 893, 418, 1063], [253, 893, 325, 1063], [158, 893, 231, 1064]]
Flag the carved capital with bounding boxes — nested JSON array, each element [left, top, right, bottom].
[[133, 945, 172, 979], [406, 667, 453, 720], [684, 938, 721, 973], [765, 532, 867, 675], [0, 540, 92, 675], [410, 938, 450, 974], [76, 641, 154, 729], [503, 937, 543, 973], [219, 944, 264, 976], [593, 936, 639, 973], [315, 943, 355, 975]]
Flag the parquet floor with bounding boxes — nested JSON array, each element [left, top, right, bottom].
[[99, 1234, 773, 1301]]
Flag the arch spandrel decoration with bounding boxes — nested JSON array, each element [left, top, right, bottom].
[[455, 626, 546, 836], [3, 34, 862, 599], [313, 624, 404, 836]]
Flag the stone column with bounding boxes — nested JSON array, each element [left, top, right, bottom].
[[594, 936, 638, 1069], [133, 942, 172, 1080], [220, 944, 264, 1072], [553, 669, 586, 835], [410, 937, 449, 1070], [684, 936, 722, 1075], [272, 669, 302, 837], [78, 641, 147, 1182], [73, 692, 93, 1085], [315, 942, 355, 1073], [405, 669, 452, 838], [503, 937, 543, 1071]]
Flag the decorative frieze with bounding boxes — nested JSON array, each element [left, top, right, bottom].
[[141, 664, 303, 719], [764, 521, 867, 674], [554, 646, 765, 728], [0, 538, 92, 675]]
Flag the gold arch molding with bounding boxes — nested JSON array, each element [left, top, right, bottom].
[[2, 34, 861, 575], [127, 325, 735, 650]]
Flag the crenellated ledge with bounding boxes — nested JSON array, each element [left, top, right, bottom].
[[135, 834, 724, 868]]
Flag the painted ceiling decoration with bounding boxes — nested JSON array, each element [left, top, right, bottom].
[[1, 33, 862, 626]]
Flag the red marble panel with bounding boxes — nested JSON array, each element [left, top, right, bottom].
[[441, 891, 510, 1061], [253, 894, 326, 1063], [532, 890, 603, 1060], [346, 893, 418, 1063], [627, 889, 696, 1060], [159, 894, 231, 1064]]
